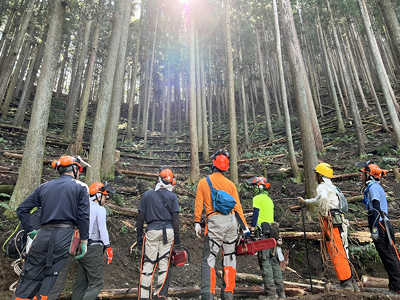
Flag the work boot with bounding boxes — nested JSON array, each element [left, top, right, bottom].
[[352, 278, 361, 292], [330, 279, 354, 292]]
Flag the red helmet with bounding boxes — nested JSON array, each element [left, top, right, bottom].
[[89, 182, 115, 196], [246, 176, 270, 189], [159, 167, 177, 185], [51, 156, 83, 172], [211, 149, 230, 171], [356, 161, 387, 179]]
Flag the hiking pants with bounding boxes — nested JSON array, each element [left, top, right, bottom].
[[258, 248, 284, 297], [71, 244, 105, 300], [139, 228, 174, 300], [322, 219, 352, 282], [373, 221, 400, 291], [14, 227, 74, 300], [201, 214, 238, 300]]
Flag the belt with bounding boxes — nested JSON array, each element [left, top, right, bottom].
[[42, 223, 76, 229]]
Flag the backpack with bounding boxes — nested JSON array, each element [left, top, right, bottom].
[[2, 207, 41, 258], [206, 176, 236, 215], [324, 183, 348, 213]]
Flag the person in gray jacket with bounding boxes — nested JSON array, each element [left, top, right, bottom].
[[72, 182, 115, 300]]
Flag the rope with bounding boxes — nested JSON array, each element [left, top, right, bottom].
[[9, 258, 23, 291]]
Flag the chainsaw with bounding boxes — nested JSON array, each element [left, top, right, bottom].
[[236, 236, 277, 256], [171, 245, 190, 266]]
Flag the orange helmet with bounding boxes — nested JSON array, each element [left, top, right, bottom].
[[211, 149, 230, 171], [89, 181, 115, 196], [356, 161, 387, 179], [159, 167, 177, 185], [51, 156, 83, 172], [246, 176, 270, 189]]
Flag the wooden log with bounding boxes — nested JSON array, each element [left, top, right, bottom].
[[393, 167, 400, 183], [60, 286, 273, 299], [217, 271, 325, 293], [280, 231, 400, 243], [0, 165, 11, 171], [106, 203, 138, 217], [361, 275, 389, 288], [0, 185, 14, 194], [118, 169, 157, 179], [2, 152, 53, 164]]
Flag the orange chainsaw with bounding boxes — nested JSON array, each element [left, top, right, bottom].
[[236, 237, 277, 256]]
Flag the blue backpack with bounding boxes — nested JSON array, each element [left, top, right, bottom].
[[206, 176, 236, 215]]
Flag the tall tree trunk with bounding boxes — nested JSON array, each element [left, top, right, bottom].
[[9, 0, 65, 210], [327, 0, 366, 156], [61, 18, 92, 139], [200, 45, 209, 162], [56, 34, 71, 98], [143, 8, 159, 149], [255, 28, 275, 142], [101, 0, 131, 179], [316, 12, 345, 133], [377, 0, 400, 67], [188, 10, 200, 184], [70, 2, 103, 155], [224, 0, 238, 185], [85, 0, 124, 185], [0, 0, 36, 109], [280, 0, 318, 197], [273, 0, 301, 182], [357, 0, 400, 149], [12, 37, 45, 127]]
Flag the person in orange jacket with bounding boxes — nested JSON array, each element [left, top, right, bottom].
[[194, 149, 249, 300]]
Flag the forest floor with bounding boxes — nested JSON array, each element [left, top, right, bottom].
[[1, 95, 400, 299]]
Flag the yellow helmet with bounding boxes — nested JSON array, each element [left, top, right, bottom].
[[314, 163, 333, 178]]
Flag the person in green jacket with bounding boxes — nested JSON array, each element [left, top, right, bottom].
[[247, 176, 285, 299]]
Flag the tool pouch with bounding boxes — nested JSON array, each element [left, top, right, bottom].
[[330, 210, 343, 227], [69, 229, 81, 255]]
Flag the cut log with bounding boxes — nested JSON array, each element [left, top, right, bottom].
[[0, 185, 14, 194], [393, 168, 400, 183], [106, 203, 138, 217], [217, 271, 325, 293], [0, 165, 11, 171], [2, 152, 55, 164], [361, 275, 389, 288]]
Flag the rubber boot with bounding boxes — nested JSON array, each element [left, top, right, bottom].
[[330, 279, 354, 292]]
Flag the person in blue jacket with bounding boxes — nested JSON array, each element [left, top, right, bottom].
[[14, 156, 90, 300], [357, 160, 400, 294]]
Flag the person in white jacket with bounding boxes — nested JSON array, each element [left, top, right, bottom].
[[298, 163, 359, 292], [72, 182, 115, 300]]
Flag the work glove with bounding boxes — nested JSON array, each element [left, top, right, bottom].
[[28, 230, 39, 239], [137, 236, 143, 251], [195, 223, 202, 238], [298, 197, 307, 207], [243, 227, 251, 238], [371, 227, 379, 241], [106, 246, 113, 264], [75, 240, 88, 260]]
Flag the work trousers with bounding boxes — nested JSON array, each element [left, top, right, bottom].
[[14, 227, 74, 300], [201, 214, 237, 300], [139, 228, 174, 300], [322, 219, 352, 282], [373, 221, 400, 292], [258, 248, 284, 297], [71, 244, 105, 300]]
